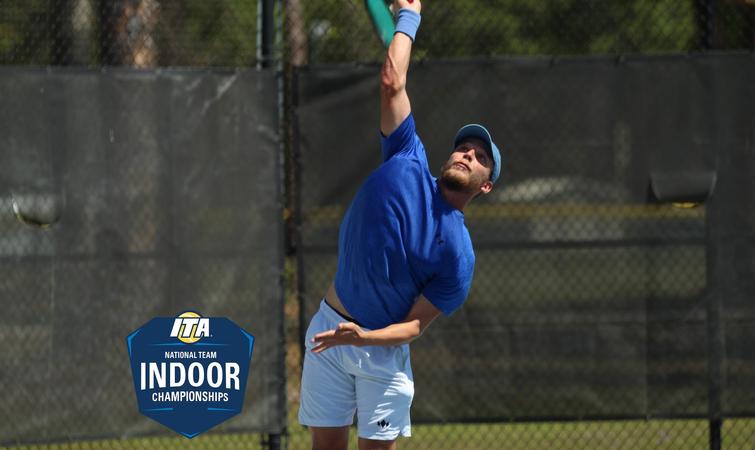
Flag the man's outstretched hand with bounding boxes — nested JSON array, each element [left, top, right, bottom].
[[311, 322, 367, 353]]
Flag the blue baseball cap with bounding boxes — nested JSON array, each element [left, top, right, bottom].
[[454, 124, 501, 184]]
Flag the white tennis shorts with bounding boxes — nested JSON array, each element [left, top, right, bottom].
[[298, 299, 414, 440]]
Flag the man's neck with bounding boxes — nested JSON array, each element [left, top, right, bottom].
[[439, 183, 474, 211]]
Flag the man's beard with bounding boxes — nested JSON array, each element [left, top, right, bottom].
[[439, 164, 481, 193]]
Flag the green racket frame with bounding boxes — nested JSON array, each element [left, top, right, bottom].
[[365, 0, 395, 48]]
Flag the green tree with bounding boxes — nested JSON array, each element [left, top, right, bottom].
[[1, 0, 752, 67], [0, 0, 53, 65], [155, 0, 257, 67], [296, 0, 732, 63]]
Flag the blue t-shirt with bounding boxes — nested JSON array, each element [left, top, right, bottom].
[[334, 113, 475, 330]]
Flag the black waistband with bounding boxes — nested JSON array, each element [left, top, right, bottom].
[[323, 298, 365, 328]]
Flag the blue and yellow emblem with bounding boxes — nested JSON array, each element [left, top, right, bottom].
[[126, 312, 255, 438]]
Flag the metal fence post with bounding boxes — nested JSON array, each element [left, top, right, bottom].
[[705, 193, 723, 450], [699, 0, 717, 49], [258, 0, 275, 68], [265, 433, 282, 450]]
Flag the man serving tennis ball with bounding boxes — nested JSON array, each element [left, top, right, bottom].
[[298, 1, 502, 448]]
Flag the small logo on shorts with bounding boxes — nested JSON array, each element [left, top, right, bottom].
[[377, 419, 390, 429]]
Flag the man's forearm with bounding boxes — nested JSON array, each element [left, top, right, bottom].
[[379, 32, 413, 135], [360, 295, 440, 347], [310, 295, 440, 353], [381, 32, 413, 96], [362, 319, 421, 346], [380, 1, 421, 135]]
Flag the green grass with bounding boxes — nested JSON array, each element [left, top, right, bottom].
[[2, 433, 264, 450], [7, 419, 755, 450], [285, 419, 715, 450]]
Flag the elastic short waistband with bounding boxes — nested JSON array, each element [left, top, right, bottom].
[[322, 298, 365, 328]]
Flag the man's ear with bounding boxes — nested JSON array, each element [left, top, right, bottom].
[[480, 180, 493, 195]]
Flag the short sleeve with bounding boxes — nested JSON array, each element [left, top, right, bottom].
[[421, 251, 474, 316], [381, 113, 421, 162]]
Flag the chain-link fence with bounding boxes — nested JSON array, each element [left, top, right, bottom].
[[0, 0, 259, 67], [0, 67, 285, 449], [3, 1, 753, 68], [2, 1, 755, 450], [291, 54, 755, 449], [283, 0, 755, 65]]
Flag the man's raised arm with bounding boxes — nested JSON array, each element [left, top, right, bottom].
[[380, 0, 422, 136]]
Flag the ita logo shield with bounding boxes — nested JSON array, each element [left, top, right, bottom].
[[126, 311, 255, 438]]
